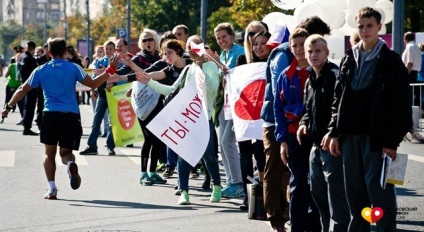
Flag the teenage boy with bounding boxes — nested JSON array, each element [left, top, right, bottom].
[[262, 16, 331, 232], [2, 38, 119, 199], [323, 7, 411, 232], [80, 40, 117, 155], [274, 28, 320, 232], [297, 34, 349, 232]]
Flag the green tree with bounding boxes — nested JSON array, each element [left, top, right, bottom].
[[0, 20, 23, 60]]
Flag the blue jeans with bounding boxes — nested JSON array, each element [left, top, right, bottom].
[[286, 133, 321, 232], [87, 97, 114, 150], [310, 146, 349, 232], [166, 148, 178, 169], [178, 120, 220, 192]]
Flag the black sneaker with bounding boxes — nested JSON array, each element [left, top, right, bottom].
[[68, 162, 81, 190], [162, 167, 174, 178], [190, 169, 199, 179], [79, 147, 98, 155], [107, 148, 116, 156], [23, 129, 38, 136]]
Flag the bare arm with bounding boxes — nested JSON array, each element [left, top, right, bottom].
[[2, 83, 32, 118], [4, 65, 11, 78], [406, 62, 413, 74], [80, 55, 120, 88]]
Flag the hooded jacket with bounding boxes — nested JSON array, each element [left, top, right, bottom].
[[328, 41, 412, 150]]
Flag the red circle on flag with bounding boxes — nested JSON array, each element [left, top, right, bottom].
[[234, 79, 266, 120]]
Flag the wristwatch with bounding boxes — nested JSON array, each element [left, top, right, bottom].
[[4, 103, 14, 110]]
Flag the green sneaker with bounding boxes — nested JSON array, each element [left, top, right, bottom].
[[140, 172, 153, 186], [149, 172, 167, 184], [178, 190, 190, 205], [210, 185, 222, 202]]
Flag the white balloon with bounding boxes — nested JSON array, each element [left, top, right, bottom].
[[270, 0, 303, 10], [284, 15, 298, 33], [344, 10, 356, 28], [263, 12, 287, 36], [294, 2, 325, 24], [326, 35, 345, 59], [375, 0, 393, 24], [320, 0, 348, 9], [327, 9, 346, 29], [378, 24, 387, 35], [374, 8, 386, 26], [347, 0, 377, 14], [331, 28, 347, 37], [341, 22, 356, 36]]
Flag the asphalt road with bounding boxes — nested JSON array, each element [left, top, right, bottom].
[[0, 74, 423, 232]]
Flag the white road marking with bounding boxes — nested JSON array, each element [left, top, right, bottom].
[[0, 151, 15, 167], [408, 154, 424, 163], [118, 147, 141, 165]]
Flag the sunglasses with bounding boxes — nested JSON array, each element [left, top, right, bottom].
[[247, 31, 256, 37], [142, 38, 154, 43]]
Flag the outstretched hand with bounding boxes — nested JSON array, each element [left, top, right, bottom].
[[136, 71, 150, 84], [108, 54, 120, 70]]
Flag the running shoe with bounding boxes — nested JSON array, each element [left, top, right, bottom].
[[79, 147, 98, 155], [162, 167, 174, 178], [149, 173, 167, 184], [178, 190, 190, 205], [156, 163, 166, 172], [67, 163, 81, 190], [190, 169, 199, 179], [44, 188, 58, 200], [210, 185, 222, 202], [140, 172, 153, 186], [222, 182, 244, 198]]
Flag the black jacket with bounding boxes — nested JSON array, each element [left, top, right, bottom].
[[328, 44, 412, 150], [116, 49, 161, 78], [300, 61, 338, 146], [18, 51, 37, 82]]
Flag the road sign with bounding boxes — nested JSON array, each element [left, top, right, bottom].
[[117, 28, 127, 38]]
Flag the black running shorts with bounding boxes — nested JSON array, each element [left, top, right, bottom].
[[40, 112, 82, 150]]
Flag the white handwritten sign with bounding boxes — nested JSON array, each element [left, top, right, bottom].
[[147, 65, 209, 167]]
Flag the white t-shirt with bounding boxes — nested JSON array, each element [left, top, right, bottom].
[[402, 41, 422, 71]]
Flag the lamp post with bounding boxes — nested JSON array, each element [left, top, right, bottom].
[[62, 20, 68, 41]]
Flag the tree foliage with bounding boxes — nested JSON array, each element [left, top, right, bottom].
[[0, 20, 23, 59]]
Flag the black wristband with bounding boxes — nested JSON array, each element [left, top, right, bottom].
[[4, 103, 14, 110]]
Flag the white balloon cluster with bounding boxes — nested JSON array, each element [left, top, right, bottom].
[[266, 0, 393, 62]]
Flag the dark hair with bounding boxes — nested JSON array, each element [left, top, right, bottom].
[[10, 57, 16, 63], [27, 41, 36, 50], [49, 38, 67, 57], [252, 31, 271, 43], [252, 31, 272, 61], [404, 31, 415, 42], [259, 21, 269, 32], [162, 39, 185, 57], [289, 28, 310, 42], [355, 7, 382, 24], [173, 24, 189, 35], [160, 31, 178, 48], [296, 16, 330, 35], [116, 38, 128, 46], [66, 45, 79, 58]]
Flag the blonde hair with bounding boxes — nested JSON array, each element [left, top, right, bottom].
[[214, 22, 236, 38], [138, 28, 159, 50], [304, 34, 329, 53], [244, 21, 267, 63]]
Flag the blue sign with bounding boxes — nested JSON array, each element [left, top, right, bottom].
[[117, 28, 127, 38]]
